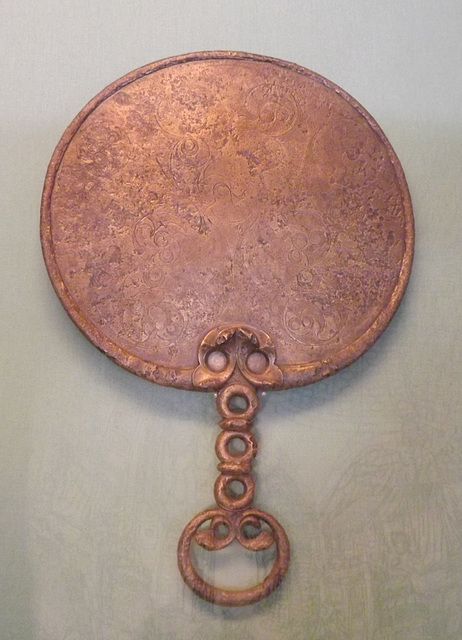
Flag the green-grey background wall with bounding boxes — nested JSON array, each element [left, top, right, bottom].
[[2, 1, 462, 638]]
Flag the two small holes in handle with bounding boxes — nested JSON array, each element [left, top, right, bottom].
[[207, 350, 269, 374]]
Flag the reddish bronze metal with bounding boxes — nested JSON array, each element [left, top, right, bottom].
[[40, 51, 414, 391], [178, 325, 289, 605], [40, 51, 414, 606]]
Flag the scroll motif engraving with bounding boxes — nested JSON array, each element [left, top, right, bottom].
[[283, 296, 344, 344], [45, 53, 412, 385], [159, 136, 212, 195], [244, 83, 298, 136], [41, 52, 414, 613]]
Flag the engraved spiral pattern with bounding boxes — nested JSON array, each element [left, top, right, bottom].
[[41, 52, 413, 390]]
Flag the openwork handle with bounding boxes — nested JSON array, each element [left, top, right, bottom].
[[177, 326, 290, 606]]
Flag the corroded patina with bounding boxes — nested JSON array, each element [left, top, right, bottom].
[[41, 52, 414, 605]]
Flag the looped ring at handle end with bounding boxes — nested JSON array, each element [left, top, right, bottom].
[[177, 507, 290, 606]]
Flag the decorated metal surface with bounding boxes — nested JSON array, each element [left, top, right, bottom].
[[41, 52, 413, 391], [41, 52, 414, 605]]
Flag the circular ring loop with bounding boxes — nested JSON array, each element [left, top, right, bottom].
[[177, 507, 290, 606], [216, 384, 259, 421], [215, 431, 257, 464], [214, 474, 255, 510]]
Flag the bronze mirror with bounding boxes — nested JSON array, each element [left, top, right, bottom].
[[41, 51, 414, 606]]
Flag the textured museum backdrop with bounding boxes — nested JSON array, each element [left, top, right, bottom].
[[1, 1, 462, 638]]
